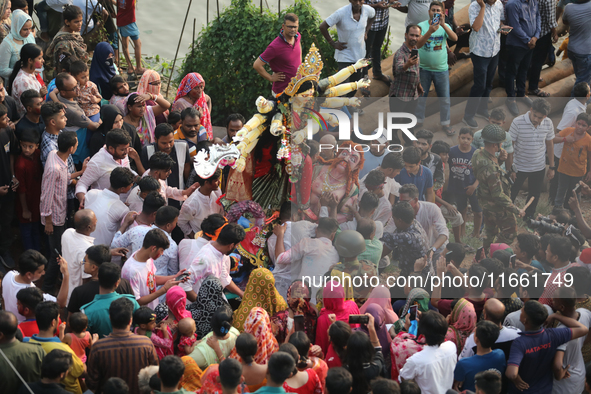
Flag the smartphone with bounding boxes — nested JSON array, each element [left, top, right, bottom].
[[432, 13, 440, 25], [510, 254, 517, 269], [349, 314, 370, 325], [574, 183, 581, 193], [175, 272, 190, 281], [54, 248, 61, 260], [445, 251, 454, 263], [501, 27, 513, 33], [294, 315, 305, 332], [410, 49, 418, 58], [409, 305, 418, 321], [476, 247, 485, 261]]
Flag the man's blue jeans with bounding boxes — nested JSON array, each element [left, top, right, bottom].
[[568, 51, 591, 97], [415, 69, 451, 125], [465, 53, 499, 118]]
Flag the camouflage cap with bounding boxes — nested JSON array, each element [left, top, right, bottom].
[[481, 124, 506, 144]]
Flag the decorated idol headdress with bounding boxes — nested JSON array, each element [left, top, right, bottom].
[[283, 43, 324, 97]]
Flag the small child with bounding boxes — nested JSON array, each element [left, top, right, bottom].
[[14, 128, 43, 252], [325, 367, 352, 394], [133, 306, 173, 359], [167, 110, 182, 131], [178, 317, 198, 356], [62, 312, 98, 363], [16, 287, 44, 337], [219, 358, 243, 394], [448, 128, 482, 240], [109, 75, 131, 114], [70, 60, 101, 122]]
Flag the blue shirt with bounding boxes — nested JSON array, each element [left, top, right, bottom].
[[505, 0, 541, 48], [448, 145, 477, 193], [507, 327, 572, 394], [454, 349, 507, 391], [254, 387, 286, 394], [517, 259, 546, 274], [394, 165, 433, 201]]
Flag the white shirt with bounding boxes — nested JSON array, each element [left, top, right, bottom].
[[125, 186, 144, 213], [268, 220, 318, 264], [61, 228, 94, 303], [1, 271, 56, 323], [75, 147, 133, 202], [178, 188, 224, 236], [503, 304, 554, 331], [459, 325, 521, 359], [121, 252, 159, 310], [359, 173, 399, 226], [325, 4, 376, 63], [509, 112, 555, 172], [399, 0, 431, 26], [142, 170, 185, 204], [552, 308, 591, 394], [180, 242, 232, 296], [178, 237, 209, 271], [399, 342, 458, 394], [283, 237, 340, 303], [85, 189, 130, 246], [469, 0, 503, 58], [555, 98, 587, 158]]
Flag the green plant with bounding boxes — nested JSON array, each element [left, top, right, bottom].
[[180, 0, 337, 125], [381, 27, 393, 60]]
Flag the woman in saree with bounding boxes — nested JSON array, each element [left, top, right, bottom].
[[172, 72, 212, 139], [229, 307, 278, 365], [122, 92, 171, 146], [393, 288, 431, 333], [360, 285, 399, 324], [137, 69, 167, 125]]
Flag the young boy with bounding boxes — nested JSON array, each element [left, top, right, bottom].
[[144, 152, 197, 205], [448, 127, 482, 239], [414, 129, 444, 192], [126, 176, 161, 213], [361, 170, 392, 226], [120, 228, 185, 310], [454, 320, 506, 392], [360, 151, 404, 206], [219, 358, 245, 394], [552, 287, 591, 394], [254, 351, 296, 394], [506, 300, 588, 393], [553, 113, 591, 208], [67, 244, 134, 315], [1, 250, 68, 323], [15, 128, 43, 251], [71, 60, 101, 122], [15, 89, 44, 141], [16, 287, 45, 337], [178, 168, 224, 237], [394, 147, 434, 202], [513, 233, 546, 273], [117, 0, 145, 75], [40, 131, 77, 294]]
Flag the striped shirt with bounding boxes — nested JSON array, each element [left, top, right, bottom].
[[86, 331, 158, 394], [40, 150, 70, 226], [509, 112, 555, 173]]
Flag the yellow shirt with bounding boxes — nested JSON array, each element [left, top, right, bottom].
[[29, 337, 85, 394]]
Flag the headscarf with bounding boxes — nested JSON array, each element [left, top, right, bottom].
[[356, 304, 392, 350], [180, 356, 203, 392], [198, 364, 249, 394], [96, 105, 122, 134], [10, 9, 30, 41], [174, 72, 212, 137], [166, 286, 192, 321], [187, 275, 230, 339], [287, 280, 317, 344], [137, 69, 161, 96], [89, 42, 116, 99], [360, 285, 399, 324], [445, 298, 477, 355], [490, 243, 511, 255], [232, 268, 288, 332], [394, 288, 430, 333], [229, 307, 279, 365]]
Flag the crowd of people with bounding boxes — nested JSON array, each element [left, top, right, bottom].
[[0, 0, 591, 394]]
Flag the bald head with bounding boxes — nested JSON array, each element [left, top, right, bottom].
[[319, 134, 337, 161], [356, 217, 376, 240], [484, 298, 505, 326], [0, 311, 18, 342], [74, 209, 97, 234]]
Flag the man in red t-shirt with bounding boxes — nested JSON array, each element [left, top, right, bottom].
[[117, 0, 144, 75], [253, 13, 302, 95]]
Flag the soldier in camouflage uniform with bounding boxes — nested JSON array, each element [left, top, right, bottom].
[[472, 125, 525, 252]]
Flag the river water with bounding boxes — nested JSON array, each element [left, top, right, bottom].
[[136, 0, 469, 61]]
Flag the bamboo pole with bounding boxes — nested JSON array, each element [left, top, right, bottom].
[[192, 18, 196, 57], [278, 0, 281, 16], [217, 0, 220, 17], [260, 0, 263, 13], [207, 0, 209, 24], [166, 0, 194, 97]]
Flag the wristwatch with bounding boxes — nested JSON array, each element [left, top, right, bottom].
[[431, 247, 437, 253]]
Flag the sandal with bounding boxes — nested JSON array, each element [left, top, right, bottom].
[[528, 89, 550, 97], [443, 125, 456, 137]]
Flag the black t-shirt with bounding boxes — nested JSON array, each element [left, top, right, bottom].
[[2, 95, 19, 123], [15, 115, 45, 143], [0, 127, 18, 187], [18, 382, 69, 394], [67, 278, 134, 314]]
